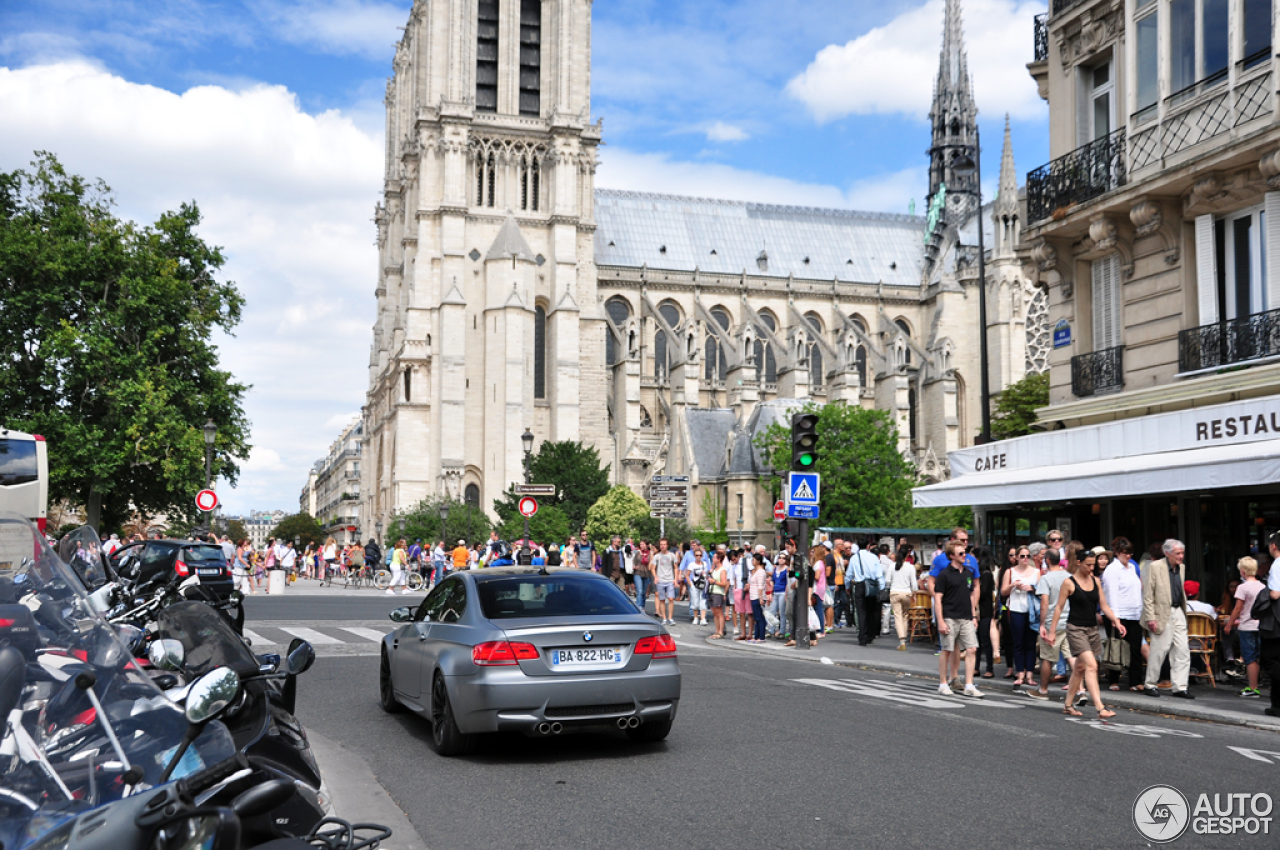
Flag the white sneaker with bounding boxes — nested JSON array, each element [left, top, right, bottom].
[[963, 684, 985, 699], [385, 589, 395, 595], [733, 627, 740, 635], [938, 683, 954, 695], [700, 618, 708, 626]]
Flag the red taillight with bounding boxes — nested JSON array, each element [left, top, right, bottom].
[[36, 517, 46, 533], [175, 557, 189, 577], [0, 619, 13, 628], [32, 435, 45, 441], [471, 641, 539, 666], [635, 634, 677, 659]]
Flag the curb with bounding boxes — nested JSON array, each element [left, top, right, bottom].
[[307, 728, 429, 850], [703, 634, 1280, 734]]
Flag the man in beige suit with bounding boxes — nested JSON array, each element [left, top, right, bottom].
[[1142, 539, 1194, 699]]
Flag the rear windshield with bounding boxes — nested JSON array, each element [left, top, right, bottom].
[[0, 440, 38, 487], [477, 576, 636, 619], [185, 545, 227, 563]]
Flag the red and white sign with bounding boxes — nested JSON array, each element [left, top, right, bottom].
[[195, 489, 219, 512], [518, 497, 539, 518], [773, 500, 785, 522]]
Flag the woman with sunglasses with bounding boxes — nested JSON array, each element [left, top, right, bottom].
[[1001, 547, 1039, 687]]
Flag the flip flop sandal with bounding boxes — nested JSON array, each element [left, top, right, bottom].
[[1097, 709, 1116, 719], [1063, 706, 1083, 717]]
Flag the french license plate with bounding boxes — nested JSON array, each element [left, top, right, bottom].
[[549, 647, 623, 668], [197, 568, 223, 576]]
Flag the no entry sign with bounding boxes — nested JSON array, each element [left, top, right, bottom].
[[195, 489, 219, 512], [773, 500, 785, 522], [518, 496, 539, 517]]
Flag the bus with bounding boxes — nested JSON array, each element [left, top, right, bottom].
[[0, 428, 48, 533]]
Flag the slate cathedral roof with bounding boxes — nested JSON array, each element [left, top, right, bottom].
[[593, 189, 926, 287]]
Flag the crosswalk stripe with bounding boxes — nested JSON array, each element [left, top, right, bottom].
[[339, 627, 389, 643], [277, 626, 345, 645], [242, 628, 275, 647]]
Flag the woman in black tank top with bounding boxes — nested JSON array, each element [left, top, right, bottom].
[[1047, 550, 1127, 720]]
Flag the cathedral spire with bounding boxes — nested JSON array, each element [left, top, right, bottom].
[[996, 113, 1018, 215], [927, 0, 978, 211]]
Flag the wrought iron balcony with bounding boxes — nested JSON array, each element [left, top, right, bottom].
[[1026, 128, 1126, 223], [1072, 346, 1124, 397], [1178, 308, 1280, 373], [1033, 13, 1048, 62]]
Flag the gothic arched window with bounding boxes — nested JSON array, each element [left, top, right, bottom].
[[655, 331, 669, 379], [810, 344, 824, 387], [518, 0, 542, 116], [705, 306, 730, 381], [533, 305, 547, 399], [475, 0, 498, 113], [465, 483, 480, 510], [895, 318, 913, 365], [755, 311, 777, 384], [605, 297, 631, 366], [856, 345, 867, 387]]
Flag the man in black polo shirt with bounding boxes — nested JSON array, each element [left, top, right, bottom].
[[933, 540, 984, 698]]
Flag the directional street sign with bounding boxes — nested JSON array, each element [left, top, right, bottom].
[[648, 477, 689, 519], [518, 497, 539, 517], [515, 484, 556, 496], [651, 475, 690, 483], [784, 472, 819, 520]]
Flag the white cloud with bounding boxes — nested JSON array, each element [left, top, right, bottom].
[[0, 61, 383, 514], [786, 0, 1046, 123], [258, 0, 409, 60], [597, 147, 923, 215], [704, 121, 749, 143]]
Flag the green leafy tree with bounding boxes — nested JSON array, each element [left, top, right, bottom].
[[690, 488, 729, 547], [753, 401, 970, 530], [268, 513, 326, 549], [498, 502, 571, 547], [387, 498, 492, 547], [632, 515, 696, 547], [990, 371, 1050, 440], [224, 519, 249, 544], [492, 441, 609, 533], [583, 485, 650, 546], [0, 153, 249, 530]]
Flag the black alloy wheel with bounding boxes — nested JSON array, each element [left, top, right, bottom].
[[429, 674, 475, 756], [379, 648, 404, 713]]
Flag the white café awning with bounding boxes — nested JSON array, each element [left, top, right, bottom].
[[912, 438, 1280, 508]]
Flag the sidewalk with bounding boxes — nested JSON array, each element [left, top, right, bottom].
[[704, 625, 1280, 733], [308, 728, 428, 850]]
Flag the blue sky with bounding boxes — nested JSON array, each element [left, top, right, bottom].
[[0, 0, 1047, 513]]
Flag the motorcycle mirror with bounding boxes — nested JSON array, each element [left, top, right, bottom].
[[149, 638, 186, 672], [228, 590, 244, 605], [185, 667, 240, 725], [231, 778, 295, 819], [284, 641, 315, 676], [154, 808, 241, 850], [389, 606, 413, 623], [114, 623, 145, 654]]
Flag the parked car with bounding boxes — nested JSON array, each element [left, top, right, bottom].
[[108, 538, 235, 601], [379, 566, 681, 755]]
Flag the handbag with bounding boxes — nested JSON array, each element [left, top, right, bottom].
[[1251, 590, 1280, 638], [1102, 634, 1130, 672]]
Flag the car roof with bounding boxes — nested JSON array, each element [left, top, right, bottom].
[[467, 566, 601, 582]]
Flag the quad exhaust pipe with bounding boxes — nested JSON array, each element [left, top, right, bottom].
[[537, 722, 565, 735], [616, 716, 641, 729]]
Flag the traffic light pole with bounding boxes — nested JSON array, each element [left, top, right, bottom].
[[792, 518, 811, 650]]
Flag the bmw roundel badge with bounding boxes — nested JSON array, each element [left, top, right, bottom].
[[583, 631, 593, 642]]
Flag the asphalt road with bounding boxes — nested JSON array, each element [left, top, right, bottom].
[[293, 639, 1280, 850], [243, 591, 415, 621]]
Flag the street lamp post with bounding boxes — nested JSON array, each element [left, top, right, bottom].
[[521, 428, 534, 564], [439, 501, 450, 554], [737, 515, 744, 549], [202, 419, 218, 536], [948, 125, 993, 444]]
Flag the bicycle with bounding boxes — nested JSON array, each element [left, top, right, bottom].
[[374, 565, 424, 591]]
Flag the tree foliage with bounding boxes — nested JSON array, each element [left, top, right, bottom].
[[0, 153, 249, 530], [268, 513, 326, 549], [498, 501, 571, 547], [583, 485, 651, 546], [690, 488, 729, 547], [387, 498, 492, 547], [492, 440, 610, 532], [990, 371, 1050, 440], [632, 514, 696, 547], [753, 401, 972, 530], [224, 519, 249, 544]]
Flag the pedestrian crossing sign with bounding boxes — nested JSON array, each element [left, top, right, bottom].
[[786, 471, 820, 511]]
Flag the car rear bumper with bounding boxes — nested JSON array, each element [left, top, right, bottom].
[[446, 660, 681, 734]]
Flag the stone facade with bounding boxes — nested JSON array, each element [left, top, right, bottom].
[[361, 0, 1045, 543], [303, 418, 364, 545]]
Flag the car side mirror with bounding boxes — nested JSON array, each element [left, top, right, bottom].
[[389, 606, 413, 623]]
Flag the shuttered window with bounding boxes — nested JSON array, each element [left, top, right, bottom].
[[1091, 254, 1121, 350], [476, 0, 499, 113], [519, 0, 541, 116], [533, 305, 546, 399]]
